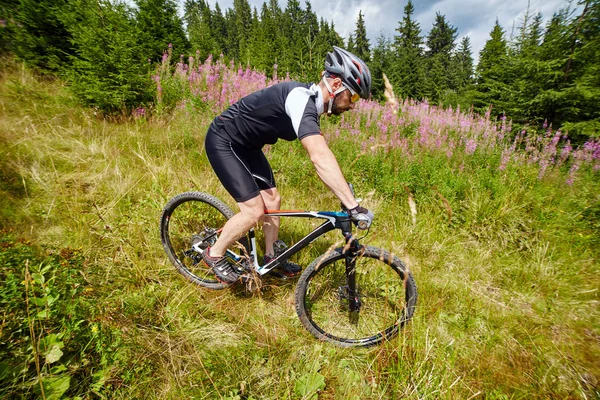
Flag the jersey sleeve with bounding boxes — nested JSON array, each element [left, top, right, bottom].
[[285, 87, 321, 140]]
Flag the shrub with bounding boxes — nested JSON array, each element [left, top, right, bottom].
[[64, 0, 152, 113], [0, 231, 120, 398]]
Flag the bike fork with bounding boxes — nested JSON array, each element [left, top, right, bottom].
[[344, 233, 362, 323]]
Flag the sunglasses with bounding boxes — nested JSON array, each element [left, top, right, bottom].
[[342, 83, 360, 103]]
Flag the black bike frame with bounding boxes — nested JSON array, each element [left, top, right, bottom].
[[196, 210, 357, 276], [256, 210, 356, 275], [190, 208, 364, 313]]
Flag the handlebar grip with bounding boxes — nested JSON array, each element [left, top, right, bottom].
[[357, 220, 369, 230]]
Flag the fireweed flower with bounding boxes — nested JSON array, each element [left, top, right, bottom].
[[465, 139, 477, 155], [149, 52, 599, 183]]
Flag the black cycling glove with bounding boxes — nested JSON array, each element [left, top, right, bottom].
[[348, 205, 375, 229]]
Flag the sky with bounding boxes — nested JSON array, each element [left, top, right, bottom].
[[203, 0, 573, 64]]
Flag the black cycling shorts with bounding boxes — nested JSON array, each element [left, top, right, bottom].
[[205, 126, 276, 203]]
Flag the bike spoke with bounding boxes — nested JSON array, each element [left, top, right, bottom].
[[302, 252, 409, 344]]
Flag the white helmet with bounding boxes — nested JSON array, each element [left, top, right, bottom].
[[324, 46, 371, 99]]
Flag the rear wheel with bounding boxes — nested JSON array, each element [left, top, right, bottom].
[[295, 246, 417, 347], [160, 192, 249, 290]]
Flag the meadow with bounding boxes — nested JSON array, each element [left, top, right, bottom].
[[1, 56, 599, 399]]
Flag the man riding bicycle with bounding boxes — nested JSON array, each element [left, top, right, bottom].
[[202, 46, 375, 283]]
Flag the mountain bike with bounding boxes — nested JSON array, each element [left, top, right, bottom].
[[159, 189, 417, 347]]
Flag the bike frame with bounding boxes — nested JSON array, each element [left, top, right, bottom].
[[191, 209, 360, 276]]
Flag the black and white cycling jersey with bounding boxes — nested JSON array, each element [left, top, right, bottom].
[[210, 81, 324, 150]]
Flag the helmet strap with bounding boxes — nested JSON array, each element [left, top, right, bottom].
[[322, 75, 347, 115]]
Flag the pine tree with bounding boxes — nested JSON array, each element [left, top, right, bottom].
[[13, 0, 74, 73], [354, 10, 370, 62], [65, 0, 151, 112], [506, 9, 546, 124], [233, 0, 252, 64], [281, 0, 304, 75], [347, 33, 355, 52], [423, 12, 457, 102], [453, 36, 474, 89], [0, 0, 19, 55], [370, 33, 392, 99], [392, 0, 424, 100], [301, 1, 321, 80], [559, 0, 600, 139], [135, 0, 189, 62], [211, 3, 227, 56], [185, 0, 217, 61], [426, 12, 457, 57], [474, 19, 509, 112]]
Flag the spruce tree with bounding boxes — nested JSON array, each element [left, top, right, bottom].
[[370, 33, 392, 100], [347, 33, 355, 52], [392, 0, 424, 100], [224, 8, 238, 59], [233, 0, 252, 64], [211, 3, 227, 56], [446, 36, 474, 108], [522, 10, 572, 128], [13, 0, 74, 73], [304, 1, 319, 43], [281, 0, 304, 75], [560, 0, 600, 139], [507, 10, 545, 124], [354, 10, 370, 62], [424, 12, 457, 102], [423, 53, 446, 102], [474, 19, 509, 113], [135, 0, 189, 62], [426, 12, 457, 57], [453, 36, 474, 89], [302, 1, 321, 80], [250, 3, 277, 73], [267, 0, 286, 73], [185, 0, 217, 61], [0, 0, 19, 55], [65, 0, 151, 112], [329, 22, 344, 48]]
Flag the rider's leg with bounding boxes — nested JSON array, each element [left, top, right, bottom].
[[259, 187, 281, 256], [209, 194, 265, 257], [259, 187, 301, 276]]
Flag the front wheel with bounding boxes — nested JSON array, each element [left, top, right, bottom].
[[295, 246, 417, 347]]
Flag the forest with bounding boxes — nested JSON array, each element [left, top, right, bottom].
[[1, 0, 599, 141]]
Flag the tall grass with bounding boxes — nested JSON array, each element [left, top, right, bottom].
[[1, 58, 599, 398]]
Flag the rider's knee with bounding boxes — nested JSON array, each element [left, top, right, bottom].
[[266, 193, 281, 210], [242, 204, 265, 224], [261, 188, 280, 210]]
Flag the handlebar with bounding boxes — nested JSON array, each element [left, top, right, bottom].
[[343, 182, 370, 230]]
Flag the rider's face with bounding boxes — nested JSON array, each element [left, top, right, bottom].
[[330, 89, 356, 115]]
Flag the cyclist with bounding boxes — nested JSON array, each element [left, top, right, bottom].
[[202, 46, 375, 283]]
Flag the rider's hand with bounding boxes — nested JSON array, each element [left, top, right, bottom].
[[349, 205, 374, 230]]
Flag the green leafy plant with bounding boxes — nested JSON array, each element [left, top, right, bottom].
[[0, 231, 119, 398]]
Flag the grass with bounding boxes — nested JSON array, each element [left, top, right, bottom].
[[1, 61, 599, 399]]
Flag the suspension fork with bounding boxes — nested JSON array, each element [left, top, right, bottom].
[[343, 231, 362, 315]]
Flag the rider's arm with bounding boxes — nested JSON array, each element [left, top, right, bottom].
[[300, 134, 359, 210]]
